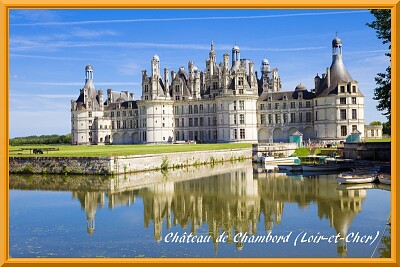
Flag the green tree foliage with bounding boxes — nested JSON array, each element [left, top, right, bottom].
[[382, 121, 391, 135], [366, 10, 391, 124], [9, 133, 72, 146], [369, 121, 382, 125]]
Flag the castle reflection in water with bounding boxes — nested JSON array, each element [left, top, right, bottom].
[[10, 160, 372, 256]]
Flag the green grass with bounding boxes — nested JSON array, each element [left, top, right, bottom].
[[9, 143, 252, 157], [365, 137, 391, 142], [292, 147, 322, 157]]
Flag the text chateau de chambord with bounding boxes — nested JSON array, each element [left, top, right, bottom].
[[71, 37, 366, 145]]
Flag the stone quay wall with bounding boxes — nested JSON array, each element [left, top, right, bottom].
[[9, 157, 112, 174], [343, 142, 391, 161], [9, 148, 252, 174], [110, 148, 251, 174]]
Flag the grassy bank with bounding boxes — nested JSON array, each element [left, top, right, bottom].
[[365, 137, 391, 142], [9, 143, 252, 157], [292, 147, 322, 157]]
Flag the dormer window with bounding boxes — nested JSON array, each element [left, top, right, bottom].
[[352, 85, 357, 93], [340, 85, 345, 93]]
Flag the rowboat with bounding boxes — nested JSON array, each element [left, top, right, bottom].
[[378, 173, 391, 185], [258, 156, 301, 166], [337, 170, 378, 184]]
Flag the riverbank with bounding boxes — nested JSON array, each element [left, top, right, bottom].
[[9, 148, 252, 175], [9, 143, 252, 157]]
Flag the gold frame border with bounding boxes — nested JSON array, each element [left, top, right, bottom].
[[1, 1, 398, 266]]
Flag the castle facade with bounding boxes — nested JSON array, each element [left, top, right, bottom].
[[71, 37, 364, 145]]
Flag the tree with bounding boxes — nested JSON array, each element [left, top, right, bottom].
[[369, 121, 382, 125], [366, 10, 391, 125]]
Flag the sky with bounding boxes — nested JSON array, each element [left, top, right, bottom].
[[9, 9, 390, 138]]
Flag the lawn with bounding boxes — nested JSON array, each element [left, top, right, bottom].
[[9, 143, 252, 157]]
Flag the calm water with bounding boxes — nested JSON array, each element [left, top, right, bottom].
[[9, 160, 391, 258]]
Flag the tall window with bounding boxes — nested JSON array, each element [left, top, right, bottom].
[[175, 85, 180, 93], [260, 103, 265, 110], [299, 113, 303, 122], [290, 102, 295, 109], [240, 129, 245, 139], [240, 114, 245, 124], [352, 85, 357, 93], [275, 103, 280, 109], [341, 125, 347, 136], [275, 114, 281, 123], [260, 114, 266, 124], [175, 118, 180, 127], [282, 103, 287, 109], [352, 125, 357, 132], [306, 112, 311, 122], [194, 105, 198, 114], [238, 77, 244, 86], [144, 84, 149, 93], [233, 129, 237, 139], [88, 112, 92, 118], [200, 117, 203, 126], [182, 118, 185, 127], [340, 85, 345, 93], [189, 105, 193, 114], [340, 109, 347, 120], [199, 104, 204, 113], [213, 81, 218, 89], [340, 97, 346, 104], [283, 113, 288, 123], [233, 101, 237, 110], [239, 101, 245, 110], [267, 103, 272, 110], [189, 118, 193, 127], [268, 114, 273, 124], [194, 118, 198, 127], [290, 113, 296, 123], [298, 102, 303, 108], [352, 109, 357, 119], [306, 101, 311, 108], [233, 115, 237, 125], [352, 97, 357, 104]]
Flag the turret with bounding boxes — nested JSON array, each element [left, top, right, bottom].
[[98, 90, 104, 109], [232, 45, 240, 68], [164, 68, 170, 89]]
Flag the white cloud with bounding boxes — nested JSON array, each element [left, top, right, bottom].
[[11, 10, 369, 26]]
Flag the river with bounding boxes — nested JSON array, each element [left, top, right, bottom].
[[9, 160, 391, 258]]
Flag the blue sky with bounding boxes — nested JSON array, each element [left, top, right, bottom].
[[9, 9, 390, 138]]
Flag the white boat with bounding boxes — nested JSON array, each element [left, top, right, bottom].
[[378, 173, 391, 185], [337, 171, 378, 184], [302, 164, 341, 172], [258, 156, 300, 165]]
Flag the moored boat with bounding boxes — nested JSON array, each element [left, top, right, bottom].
[[258, 156, 301, 165], [302, 164, 341, 172], [378, 173, 391, 185], [277, 164, 302, 172], [337, 171, 378, 184]]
